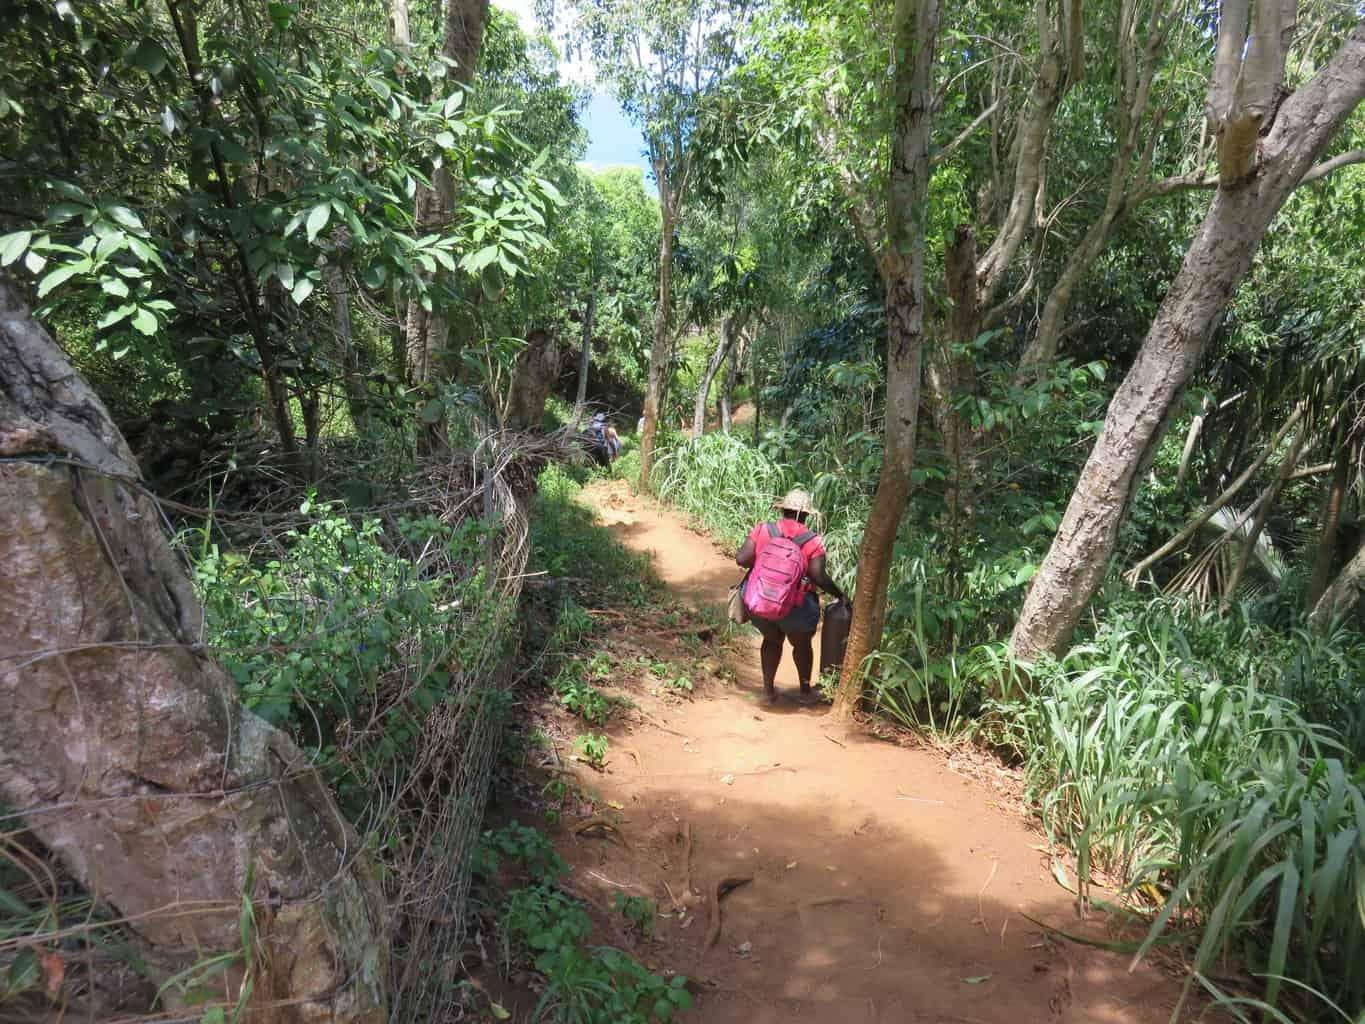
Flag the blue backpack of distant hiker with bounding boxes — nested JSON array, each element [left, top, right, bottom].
[[743, 522, 815, 620]]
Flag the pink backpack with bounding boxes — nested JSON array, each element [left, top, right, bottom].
[[743, 522, 816, 620]]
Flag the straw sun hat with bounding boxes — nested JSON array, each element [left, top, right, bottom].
[[773, 488, 818, 517]]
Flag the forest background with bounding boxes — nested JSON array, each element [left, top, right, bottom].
[[2, 0, 1365, 1020]]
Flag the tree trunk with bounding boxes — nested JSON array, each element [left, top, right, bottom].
[[1306, 441, 1351, 610], [1309, 533, 1365, 631], [720, 328, 742, 432], [574, 286, 595, 416], [1219, 424, 1308, 609], [638, 179, 676, 491], [975, 0, 1084, 306], [325, 255, 373, 435], [1016, 0, 1172, 372], [0, 280, 387, 1019], [1011, 15, 1365, 664], [926, 225, 982, 528], [402, 0, 491, 443], [750, 328, 761, 444], [693, 316, 734, 437], [830, 0, 942, 721], [505, 328, 562, 430]]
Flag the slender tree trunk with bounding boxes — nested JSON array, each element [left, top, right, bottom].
[[325, 255, 372, 434], [1219, 424, 1309, 609], [975, 0, 1084, 306], [638, 178, 676, 491], [750, 330, 761, 444], [574, 286, 595, 416], [720, 328, 742, 432], [830, 0, 942, 721], [1011, 15, 1365, 664], [926, 225, 981, 527], [0, 280, 387, 1019], [402, 0, 490, 447], [693, 316, 733, 437], [1310, 533, 1365, 631], [1306, 441, 1351, 609]]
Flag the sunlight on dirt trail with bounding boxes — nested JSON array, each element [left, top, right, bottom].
[[563, 479, 1194, 1024]]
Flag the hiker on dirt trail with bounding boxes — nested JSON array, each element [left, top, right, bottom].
[[736, 488, 847, 705]]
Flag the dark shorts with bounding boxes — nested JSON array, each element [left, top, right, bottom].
[[751, 592, 820, 637]]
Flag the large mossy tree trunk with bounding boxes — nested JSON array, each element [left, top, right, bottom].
[[0, 280, 388, 1020], [1010, 11, 1365, 664], [829, 0, 942, 721]]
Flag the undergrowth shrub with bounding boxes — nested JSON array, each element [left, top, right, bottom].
[[193, 502, 507, 815], [475, 824, 692, 1023], [989, 609, 1365, 1019]]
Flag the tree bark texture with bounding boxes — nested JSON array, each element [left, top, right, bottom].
[[0, 281, 387, 1019], [1310, 533, 1365, 631], [926, 225, 982, 527], [1010, 16, 1365, 664], [505, 327, 562, 430], [402, 0, 491, 400], [975, 0, 1085, 306], [830, 0, 942, 721], [1306, 442, 1351, 610], [638, 179, 677, 491], [575, 287, 595, 414]]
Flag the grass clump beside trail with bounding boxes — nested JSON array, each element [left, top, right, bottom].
[[989, 608, 1365, 1019], [648, 429, 1365, 1022], [472, 823, 692, 1023]]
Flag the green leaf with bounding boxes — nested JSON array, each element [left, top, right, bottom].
[[489, 1004, 510, 1020], [7, 949, 38, 991], [290, 277, 314, 305], [97, 304, 136, 330], [433, 131, 455, 149], [419, 399, 444, 424], [201, 1006, 226, 1024], [101, 277, 130, 298], [0, 886, 29, 915], [24, 250, 47, 274], [462, 245, 499, 275], [0, 230, 31, 267], [106, 206, 143, 232], [129, 38, 168, 76], [47, 203, 87, 224], [305, 204, 331, 244], [131, 307, 158, 335], [37, 262, 83, 298], [274, 263, 295, 289]]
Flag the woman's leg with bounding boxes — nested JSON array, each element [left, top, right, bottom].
[[789, 631, 814, 692], [753, 618, 785, 704]]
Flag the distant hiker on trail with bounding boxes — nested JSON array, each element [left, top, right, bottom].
[[584, 412, 621, 466], [736, 488, 847, 705]]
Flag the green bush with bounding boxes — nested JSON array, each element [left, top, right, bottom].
[[193, 502, 506, 812], [477, 825, 692, 1023], [989, 609, 1365, 1018]]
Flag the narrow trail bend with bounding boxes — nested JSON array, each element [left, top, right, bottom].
[[556, 480, 1191, 1024]]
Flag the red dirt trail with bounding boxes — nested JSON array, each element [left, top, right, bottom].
[[549, 480, 1195, 1024]]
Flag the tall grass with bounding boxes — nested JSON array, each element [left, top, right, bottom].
[[653, 433, 793, 546], [989, 614, 1365, 1019], [653, 431, 868, 589]]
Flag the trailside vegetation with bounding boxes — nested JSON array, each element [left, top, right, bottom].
[[3, 0, 1365, 1020]]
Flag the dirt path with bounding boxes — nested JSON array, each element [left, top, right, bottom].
[[555, 480, 1192, 1024]]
